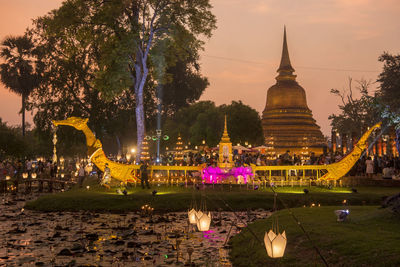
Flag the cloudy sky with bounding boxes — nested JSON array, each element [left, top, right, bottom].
[[0, 0, 399, 135]]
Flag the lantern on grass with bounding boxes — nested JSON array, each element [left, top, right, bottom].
[[31, 173, 37, 179], [22, 173, 28, 179], [188, 208, 197, 224], [264, 192, 287, 258], [196, 212, 211, 231], [334, 209, 349, 222], [264, 230, 287, 258]]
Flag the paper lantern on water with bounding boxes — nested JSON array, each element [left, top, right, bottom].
[[196, 212, 211, 232], [188, 208, 197, 224], [196, 210, 203, 221], [264, 230, 287, 258]]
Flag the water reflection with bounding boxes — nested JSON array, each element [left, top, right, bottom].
[[0, 193, 269, 266]]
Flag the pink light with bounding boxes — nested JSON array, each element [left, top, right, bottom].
[[201, 166, 253, 183]]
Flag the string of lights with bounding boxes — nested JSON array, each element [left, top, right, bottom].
[[202, 54, 380, 73]]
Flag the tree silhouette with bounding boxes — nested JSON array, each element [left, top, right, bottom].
[[0, 35, 40, 136]]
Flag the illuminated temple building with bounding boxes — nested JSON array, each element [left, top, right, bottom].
[[262, 28, 326, 157]]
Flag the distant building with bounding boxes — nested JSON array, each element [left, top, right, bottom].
[[262, 27, 326, 157]]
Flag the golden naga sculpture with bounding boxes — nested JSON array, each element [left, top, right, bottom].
[[321, 121, 382, 180], [53, 117, 381, 183], [52, 117, 139, 183]]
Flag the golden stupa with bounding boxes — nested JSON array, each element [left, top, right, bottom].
[[218, 115, 233, 168], [262, 27, 325, 157]]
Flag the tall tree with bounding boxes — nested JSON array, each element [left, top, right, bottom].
[[29, 0, 215, 159], [163, 101, 264, 148], [329, 78, 381, 138], [0, 35, 40, 136], [377, 52, 400, 154], [92, 0, 216, 160], [162, 55, 209, 117]]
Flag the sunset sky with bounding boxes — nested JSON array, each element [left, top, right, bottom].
[[0, 0, 399, 136]]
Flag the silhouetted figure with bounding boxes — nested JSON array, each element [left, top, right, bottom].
[[140, 161, 150, 189]]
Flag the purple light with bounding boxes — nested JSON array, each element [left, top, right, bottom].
[[201, 166, 254, 183]]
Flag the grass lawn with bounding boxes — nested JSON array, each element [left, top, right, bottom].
[[25, 179, 400, 212], [229, 206, 400, 266]]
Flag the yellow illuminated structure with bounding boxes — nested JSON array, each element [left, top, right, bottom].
[[321, 122, 381, 180], [53, 117, 380, 183], [140, 139, 150, 161], [175, 134, 184, 161], [253, 122, 381, 181], [218, 116, 233, 168], [53, 117, 139, 183]]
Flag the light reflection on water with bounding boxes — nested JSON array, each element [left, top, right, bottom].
[[0, 193, 269, 266]]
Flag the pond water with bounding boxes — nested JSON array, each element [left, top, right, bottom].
[[0, 193, 270, 266]]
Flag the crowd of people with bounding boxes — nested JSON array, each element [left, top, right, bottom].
[[156, 149, 400, 178], [0, 158, 103, 192], [1, 149, 399, 191]]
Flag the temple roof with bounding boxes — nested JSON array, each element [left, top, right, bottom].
[[276, 26, 296, 81]]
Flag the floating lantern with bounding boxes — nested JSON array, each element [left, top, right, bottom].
[[264, 230, 287, 258], [188, 208, 197, 224], [196, 210, 203, 220], [196, 212, 211, 231], [31, 173, 37, 179], [61, 173, 65, 179], [126, 154, 131, 161], [22, 173, 28, 179], [6, 175, 10, 181], [117, 154, 122, 161]]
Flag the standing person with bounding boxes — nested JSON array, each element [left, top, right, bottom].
[[78, 164, 86, 188], [140, 161, 150, 189], [100, 163, 111, 189], [365, 157, 374, 178]]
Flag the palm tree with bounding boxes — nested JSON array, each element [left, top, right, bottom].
[[0, 35, 39, 136]]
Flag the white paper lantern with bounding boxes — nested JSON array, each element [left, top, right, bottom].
[[22, 173, 28, 179], [196, 210, 203, 221], [334, 209, 349, 222], [264, 230, 287, 258], [196, 212, 211, 231], [31, 173, 37, 179], [5, 175, 11, 181], [188, 208, 197, 224]]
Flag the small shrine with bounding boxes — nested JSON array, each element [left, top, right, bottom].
[[218, 115, 233, 168]]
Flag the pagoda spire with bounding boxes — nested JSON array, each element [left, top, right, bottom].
[[277, 26, 296, 80], [221, 115, 231, 143]]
